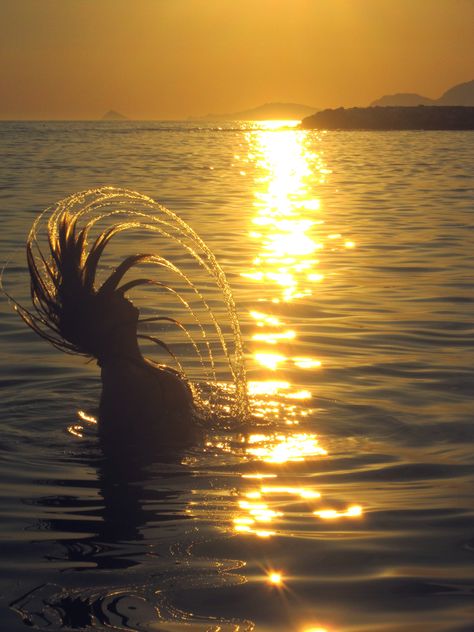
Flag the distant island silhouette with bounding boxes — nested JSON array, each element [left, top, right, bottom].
[[301, 106, 474, 130], [101, 110, 128, 120], [198, 102, 318, 121], [370, 79, 474, 107]]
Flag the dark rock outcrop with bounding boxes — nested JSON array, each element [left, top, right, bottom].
[[301, 106, 474, 130]]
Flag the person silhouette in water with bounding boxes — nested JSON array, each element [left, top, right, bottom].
[[12, 191, 200, 453]]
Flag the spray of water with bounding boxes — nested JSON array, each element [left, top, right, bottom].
[[8, 187, 249, 421]]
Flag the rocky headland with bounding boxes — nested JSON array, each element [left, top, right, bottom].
[[301, 106, 474, 130]]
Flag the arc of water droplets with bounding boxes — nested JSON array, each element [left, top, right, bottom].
[[29, 186, 249, 419]]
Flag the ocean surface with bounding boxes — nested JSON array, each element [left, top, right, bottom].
[[0, 121, 473, 632]]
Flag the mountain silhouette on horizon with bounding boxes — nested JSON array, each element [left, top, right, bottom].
[[199, 102, 318, 121], [371, 79, 474, 107], [101, 110, 128, 120]]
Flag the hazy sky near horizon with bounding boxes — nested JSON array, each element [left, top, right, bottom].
[[1, 0, 473, 119]]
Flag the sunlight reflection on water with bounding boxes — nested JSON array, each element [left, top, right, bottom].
[[241, 128, 324, 305], [229, 434, 363, 540], [240, 126, 354, 388], [219, 123, 364, 550]]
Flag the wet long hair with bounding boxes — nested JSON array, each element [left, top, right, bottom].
[[14, 193, 174, 362], [4, 188, 248, 416]]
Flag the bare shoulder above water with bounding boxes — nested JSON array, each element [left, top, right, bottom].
[[301, 105, 474, 130]]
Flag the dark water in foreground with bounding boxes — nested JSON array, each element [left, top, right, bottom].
[[0, 121, 473, 632]]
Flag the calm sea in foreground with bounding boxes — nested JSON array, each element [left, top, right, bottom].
[[0, 121, 473, 632]]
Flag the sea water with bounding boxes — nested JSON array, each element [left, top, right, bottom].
[[0, 121, 473, 631]]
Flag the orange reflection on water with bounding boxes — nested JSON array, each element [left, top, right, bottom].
[[238, 500, 282, 522], [231, 429, 327, 538], [252, 329, 296, 344], [285, 390, 312, 400], [261, 486, 321, 500], [233, 480, 322, 539], [232, 480, 363, 539], [231, 124, 363, 552], [253, 352, 286, 370], [249, 382, 311, 402], [250, 310, 281, 327], [242, 125, 354, 379], [67, 410, 98, 438], [247, 380, 314, 424], [314, 505, 363, 520], [246, 433, 327, 463], [77, 410, 97, 424], [293, 358, 322, 369], [247, 380, 290, 395], [242, 127, 327, 377], [243, 127, 324, 306], [230, 428, 364, 538]]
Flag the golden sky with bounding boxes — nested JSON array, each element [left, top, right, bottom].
[[1, 0, 473, 119]]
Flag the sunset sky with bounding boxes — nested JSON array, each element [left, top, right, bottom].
[[1, 0, 473, 120]]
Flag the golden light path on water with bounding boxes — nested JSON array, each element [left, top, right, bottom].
[[226, 122, 363, 538], [240, 122, 355, 379], [239, 121, 352, 416], [224, 123, 363, 631]]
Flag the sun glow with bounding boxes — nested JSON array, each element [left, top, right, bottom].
[[267, 571, 284, 586], [259, 120, 300, 130]]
